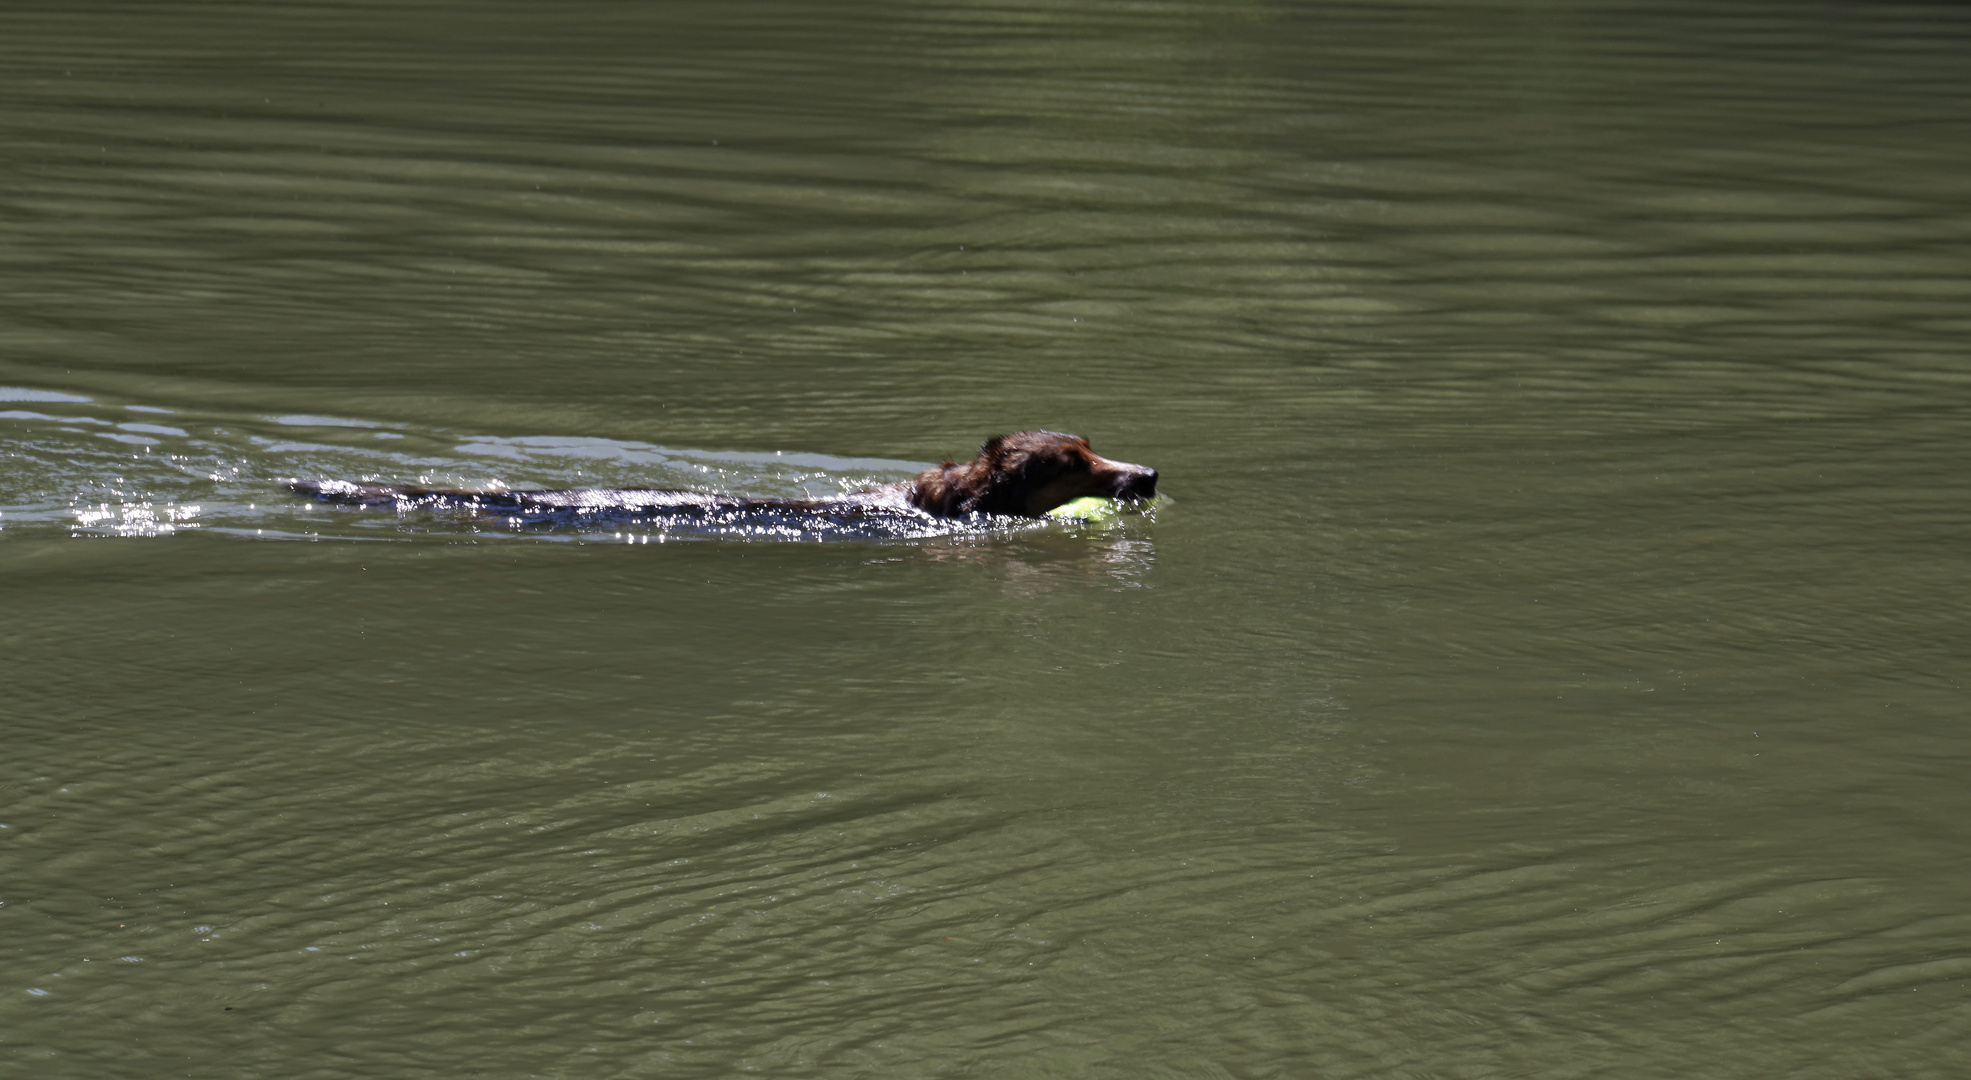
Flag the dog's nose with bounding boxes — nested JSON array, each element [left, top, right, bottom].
[[1123, 465, 1158, 498]]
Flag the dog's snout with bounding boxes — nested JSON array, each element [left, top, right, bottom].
[[1114, 462, 1158, 499]]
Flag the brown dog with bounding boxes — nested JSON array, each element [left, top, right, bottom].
[[288, 431, 1157, 521]]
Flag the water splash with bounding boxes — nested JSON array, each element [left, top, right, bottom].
[[0, 388, 1155, 543]]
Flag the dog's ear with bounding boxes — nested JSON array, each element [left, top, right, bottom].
[[998, 445, 1048, 484]]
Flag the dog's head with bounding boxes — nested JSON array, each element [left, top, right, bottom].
[[960, 431, 1158, 517]]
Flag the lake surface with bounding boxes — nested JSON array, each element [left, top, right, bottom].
[[4, 1, 1969, 1076]]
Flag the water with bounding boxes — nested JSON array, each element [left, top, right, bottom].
[[4, 1, 1970, 1076]]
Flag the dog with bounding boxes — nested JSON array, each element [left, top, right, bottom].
[[287, 431, 1157, 523]]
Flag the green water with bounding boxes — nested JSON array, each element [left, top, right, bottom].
[[4, 2, 1970, 1076]]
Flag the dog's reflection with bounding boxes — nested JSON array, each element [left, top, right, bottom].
[[902, 529, 1156, 593]]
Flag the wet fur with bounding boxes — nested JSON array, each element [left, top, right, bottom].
[[287, 431, 1157, 521]]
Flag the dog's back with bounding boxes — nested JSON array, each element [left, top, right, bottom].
[[289, 479, 779, 513]]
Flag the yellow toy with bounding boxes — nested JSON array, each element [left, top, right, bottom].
[[1045, 496, 1159, 521]]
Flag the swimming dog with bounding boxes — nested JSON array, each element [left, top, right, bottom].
[[287, 431, 1157, 522]]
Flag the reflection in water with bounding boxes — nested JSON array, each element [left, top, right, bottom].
[[70, 499, 203, 537], [910, 529, 1158, 592], [0, 391, 925, 540]]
